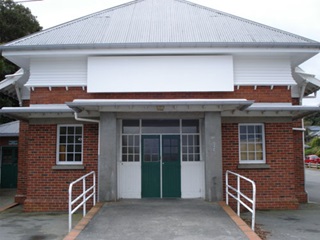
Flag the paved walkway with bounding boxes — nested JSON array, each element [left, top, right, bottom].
[[0, 188, 16, 211], [0, 188, 81, 240], [243, 203, 320, 240], [76, 199, 248, 240]]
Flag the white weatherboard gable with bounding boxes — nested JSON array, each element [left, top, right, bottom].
[[87, 56, 234, 93], [234, 56, 296, 86], [26, 58, 87, 87]]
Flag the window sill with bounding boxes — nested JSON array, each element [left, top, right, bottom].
[[52, 165, 85, 170], [237, 164, 270, 169]]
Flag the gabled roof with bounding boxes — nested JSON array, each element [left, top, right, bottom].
[[2, 0, 319, 50]]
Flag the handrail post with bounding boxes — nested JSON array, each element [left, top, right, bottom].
[[68, 185, 72, 232], [252, 183, 256, 230], [237, 175, 240, 216], [83, 178, 86, 216], [226, 171, 229, 205], [93, 172, 96, 205]]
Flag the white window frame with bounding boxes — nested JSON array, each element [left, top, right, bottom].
[[238, 123, 266, 164], [56, 124, 83, 165]]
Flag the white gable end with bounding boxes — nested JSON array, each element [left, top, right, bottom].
[[234, 56, 296, 86], [26, 58, 87, 87], [24, 55, 297, 91]]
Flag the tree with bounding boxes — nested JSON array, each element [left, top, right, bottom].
[[0, 0, 42, 123], [304, 112, 320, 126], [0, 0, 42, 80]]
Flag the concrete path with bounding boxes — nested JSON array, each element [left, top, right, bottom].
[[0, 188, 16, 210], [247, 203, 320, 240], [306, 168, 320, 203], [242, 168, 320, 240], [77, 199, 248, 240]]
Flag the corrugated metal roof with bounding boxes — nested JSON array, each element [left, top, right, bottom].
[[0, 121, 19, 137], [2, 0, 319, 50]]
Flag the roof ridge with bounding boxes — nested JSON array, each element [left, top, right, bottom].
[[179, 0, 318, 44], [4, 0, 145, 46]]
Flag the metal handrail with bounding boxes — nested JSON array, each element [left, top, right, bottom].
[[226, 170, 256, 230], [68, 171, 96, 232]]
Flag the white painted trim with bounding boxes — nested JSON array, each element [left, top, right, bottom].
[[293, 128, 306, 131]]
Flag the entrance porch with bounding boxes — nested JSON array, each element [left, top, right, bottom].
[[66, 99, 254, 202]]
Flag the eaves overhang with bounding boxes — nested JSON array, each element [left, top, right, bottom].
[[0, 105, 74, 120], [223, 103, 320, 120], [66, 99, 255, 113], [1, 101, 319, 121]]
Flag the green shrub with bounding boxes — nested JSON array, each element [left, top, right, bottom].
[[305, 148, 317, 156], [309, 137, 320, 148]]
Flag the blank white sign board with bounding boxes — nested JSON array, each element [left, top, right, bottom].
[[87, 55, 234, 93]]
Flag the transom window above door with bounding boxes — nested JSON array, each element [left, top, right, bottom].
[[142, 120, 180, 133], [121, 119, 201, 162]]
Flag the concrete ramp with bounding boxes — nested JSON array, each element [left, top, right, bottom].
[[76, 199, 247, 240]]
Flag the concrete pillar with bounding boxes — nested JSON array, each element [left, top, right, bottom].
[[99, 112, 117, 201], [204, 112, 223, 201]]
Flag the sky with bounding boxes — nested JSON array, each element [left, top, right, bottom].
[[18, 0, 320, 105]]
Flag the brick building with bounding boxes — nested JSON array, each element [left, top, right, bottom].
[[1, 0, 320, 211]]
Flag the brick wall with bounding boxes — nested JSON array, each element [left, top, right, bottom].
[[30, 86, 292, 104], [16, 86, 306, 211], [22, 123, 98, 212], [222, 122, 302, 210]]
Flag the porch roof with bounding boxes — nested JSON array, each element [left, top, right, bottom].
[[0, 100, 319, 120], [0, 121, 19, 137], [0, 104, 74, 120], [66, 99, 254, 113], [223, 103, 320, 120]]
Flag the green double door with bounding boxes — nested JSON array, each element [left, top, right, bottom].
[[1, 147, 18, 188], [142, 135, 181, 198]]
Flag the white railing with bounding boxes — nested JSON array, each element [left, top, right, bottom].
[[68, 171, 96, 232], [306, 162, 320, 169], [226, 170, 256, 230]]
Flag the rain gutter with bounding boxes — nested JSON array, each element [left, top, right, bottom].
[[1, 42, 320, 51]]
